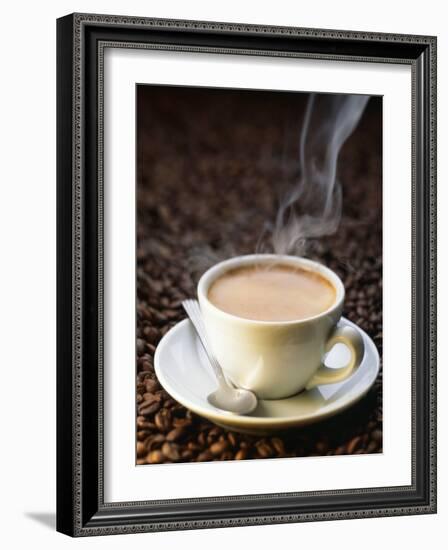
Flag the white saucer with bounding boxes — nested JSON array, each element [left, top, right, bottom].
[[154, 317, 380, 434]]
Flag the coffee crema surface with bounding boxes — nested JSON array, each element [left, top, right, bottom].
[[207, 264, 336, 322]]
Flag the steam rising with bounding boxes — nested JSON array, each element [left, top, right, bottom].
[[268, 93, 369, 256], [187, 92, 369, 282]]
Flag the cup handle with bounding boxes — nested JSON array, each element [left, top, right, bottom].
[[305, 324, 365, 391]]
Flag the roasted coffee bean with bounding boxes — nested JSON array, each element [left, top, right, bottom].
[[166, 427, 186, 442], [143, 326, 159, 344], [146, 343, 157, 354], [146, 434, 165, 451], [162, 442, 180, 461], [142, 392, 160, 403], [141, 361, 153, 372], [346, 435, 362, 454], [154, 410, 172, 432], [136, 441, 147, 458], [144, 379, 159, 393], [235, 449, 248, 460], [197, 451, 213, 462], [138, 401, 160, 416], [271, 438, 286, 454], [164, 309, 180, 320], [136, 430, 148, 442], [210, 441, 229, 456], [136, 338, 146, 355], [137, 422, 156, 432], [136, 416, 155, 430], [255, 441, 273, 458], [147, 450, 164, 464], [139, 395, 159, 408]]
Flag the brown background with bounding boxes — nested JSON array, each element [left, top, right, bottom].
[[136, 85, 382, 464]]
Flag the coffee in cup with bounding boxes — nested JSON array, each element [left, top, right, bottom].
[[207, 263, 336, 322]]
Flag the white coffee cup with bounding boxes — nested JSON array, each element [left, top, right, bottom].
[[198, 254, 364, 400]]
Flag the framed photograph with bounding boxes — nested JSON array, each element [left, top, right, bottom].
[[56, 13, 437, 536]]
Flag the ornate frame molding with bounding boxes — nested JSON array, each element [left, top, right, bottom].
[[56, 13, 437, 536]]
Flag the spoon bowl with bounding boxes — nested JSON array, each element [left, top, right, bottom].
[[182, 299, 258, 415], [208, 387, 258, 415]]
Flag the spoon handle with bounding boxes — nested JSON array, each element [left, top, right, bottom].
[[182, 299, 227, 385]]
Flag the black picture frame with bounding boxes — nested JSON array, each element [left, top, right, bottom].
[[57, 13, 437, 536]]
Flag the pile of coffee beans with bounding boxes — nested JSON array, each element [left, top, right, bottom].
[[135, 86, 383, 464]]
